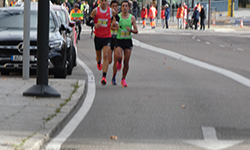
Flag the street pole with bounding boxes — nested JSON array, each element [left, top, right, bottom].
[[3, 0, 5, 7], [23, 0, 30, 80], [23, 0, 60, 97], [231, 0, 234, 17], [157, 0, 161, 21], [208, 0, 211, 28]]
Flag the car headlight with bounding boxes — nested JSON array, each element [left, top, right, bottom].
[[49, 40, 63, 49]]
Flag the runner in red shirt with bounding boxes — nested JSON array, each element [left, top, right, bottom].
[[86, 0, 117, 85]]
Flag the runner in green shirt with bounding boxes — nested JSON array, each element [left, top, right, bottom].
[[114, 0, 138, 87]]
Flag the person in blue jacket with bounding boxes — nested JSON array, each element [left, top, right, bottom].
[[192, 7, 200, 30], [164, 4, 170, 29]]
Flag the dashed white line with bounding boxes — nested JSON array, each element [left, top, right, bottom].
[[197, 39, 201, 42], [220, 45, 225, 48], [206, 42, 210, 45]]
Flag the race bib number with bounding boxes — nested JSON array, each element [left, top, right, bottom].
[[97, 19, 108, 27], [121, 30, 130, 38]]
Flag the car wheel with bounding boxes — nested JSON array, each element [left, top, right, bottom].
[[1, 71, 10, 75], [54, 65, 67, 79], [67, 48, 73, 75]]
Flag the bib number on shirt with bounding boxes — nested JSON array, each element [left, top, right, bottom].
[[121, 30, 130, 38], [97, 19, 108, 27]]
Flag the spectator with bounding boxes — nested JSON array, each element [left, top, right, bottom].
[[152, 0, 157, 8], [200, 5, 206, 30], [149, 3, 157, 29], [194, 2, 201, 12], [161, 6, 165, 28], [164, 4, 170, 28], [176, 3, 184, 29], [132, 0, 138, 20], [65, 0, 71, 12], [141, 5, 148, 29], [77, 0, 81, 9], [192, 7, 200, 30]]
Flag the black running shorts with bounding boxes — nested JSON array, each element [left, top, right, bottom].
[[94, 36, 111, 51], [116, 39, 133, 50], [111, 38, 117, 51]]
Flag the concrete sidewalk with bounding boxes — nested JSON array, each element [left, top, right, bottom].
[[0, 77, 85, 150]]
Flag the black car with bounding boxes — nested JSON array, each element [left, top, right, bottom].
[[51, 4, 78, 75], [0, 5, 69, 78]]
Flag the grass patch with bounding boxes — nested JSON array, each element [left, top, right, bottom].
[[43, 82, 80, 123]]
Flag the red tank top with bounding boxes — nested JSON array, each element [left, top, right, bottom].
[[94, 7, 111, 38]]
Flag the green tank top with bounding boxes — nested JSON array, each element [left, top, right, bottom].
[[117, 13, 132, 40]]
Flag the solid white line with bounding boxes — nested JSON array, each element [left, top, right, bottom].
[[45, 58, 96, 150], [202, 127, 218, 141], [133, 39, 250, 88]]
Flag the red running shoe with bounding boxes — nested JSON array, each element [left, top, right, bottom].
[[116, 61, 122, 70], [121, 78, 128, 87], [101, 77, 107, 85], [97, 63, 102, 71]]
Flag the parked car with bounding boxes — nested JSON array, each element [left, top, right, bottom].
[[51, 4, 78, 75], [0, 5, 69, 78]]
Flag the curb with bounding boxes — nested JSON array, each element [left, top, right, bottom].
[[22, 80, 86, 150]]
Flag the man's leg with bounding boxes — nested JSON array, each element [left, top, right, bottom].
[[96, 50, 102, 70], [112, 47, 120, 85], [99, 45, 110, 85], [78, 23, 82, 40], [121, 48, 131, 87]]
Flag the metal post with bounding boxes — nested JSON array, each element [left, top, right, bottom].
[[23, 0, 30, 80], [231, 0, 234, 17], [208, 0, 211, 28], [157, 0, 161, 21], [23, 0, 60, 97]]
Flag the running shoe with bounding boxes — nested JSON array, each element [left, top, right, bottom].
[[101, 77, 107, 85], [121, 78, 128, 87], [111, 77, 117, 85], [97, 63, 102, 71], [116, 61, 122, 70]]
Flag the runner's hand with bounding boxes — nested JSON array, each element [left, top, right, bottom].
[[95, 23, 101, 29]]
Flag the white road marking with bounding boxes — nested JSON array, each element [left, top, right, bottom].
[[202, 127, 218, 140], [192, 36, 196, 39], [184, 126, 243, 150], [219, 45, 225, 48], [237, 48, 244, 51], [133, 39, 250, 88], [206, 42, 210, 45], [197, 39, 201, 42], [45, 58, 96, 150]]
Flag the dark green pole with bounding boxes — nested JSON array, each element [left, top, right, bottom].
[[23, 0, 60, 97]]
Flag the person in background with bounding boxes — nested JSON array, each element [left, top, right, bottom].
[[77, 0, 81, 9], [200, 5, 206, 30], [194, 2, 201, 12], [164, 4, 170, 28], [149, 3, 157, 29], [141, 5, 148, 29], [132, 0, 138, 20], [192, 7, 200, 30], [161, 6, 165, 28], [70, 4, 83, 40], [176, 3, 184, 29], [64, 0, 71, 13]]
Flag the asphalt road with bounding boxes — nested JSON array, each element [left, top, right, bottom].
[[54, 26, 250, 150]]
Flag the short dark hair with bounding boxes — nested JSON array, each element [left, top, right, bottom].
[[121, 0, 130, 7], [110, 0, 118, 6]]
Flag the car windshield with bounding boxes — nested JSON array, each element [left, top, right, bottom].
[[0, 10, 55, 30], [55, 10, 67, 25]]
